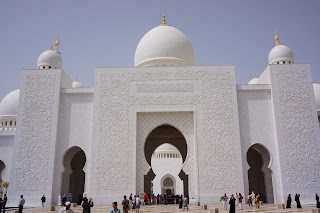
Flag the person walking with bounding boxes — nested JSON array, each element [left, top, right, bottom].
[[255, 194, 260, 209], [295, 194, 302, 208], [220, 193, 228, 210], [62, 194, 67, 206], [82, 197, 94, 213], [143, 193, 147, 205], [148, 193, 151, 206], [247, 193, 252, 207], [111, 202, 121, 213], [122, 195, 129, 213], [238, 193, 243, 210], [135, 195, 141, 213], [68, 193, 72, 202], [229, 194, 236, 213], [251, 191, 255, 207], [18, 195, 25, 213], [41, 195, 46, 208], [129, 194, 133, 211], [58, 201, 74, 213], [182, 195, 188, 211], [316, 193, 320, 208], [286, 194, 292, 208], [1, 194, 7, 213]]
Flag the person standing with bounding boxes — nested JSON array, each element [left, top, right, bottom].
[[41, 195, 46, 208], [135, 195, 141, 213], [316, 193, 320, 208], [58, 201, 74, 213], [179, 195, 183, 209], [58, 194, 62, 206], [164, 193, 167, 205], [295, 194, 302, 208], [82, 197, 94, 213], [148, 193, 151, 206], [143, 193, 147, 205], [235, 193, 239, 206], [286, 194, 292, 208], [77, 194, 83, 205], [68, 193, 72, 202], [182, 195, 188, 211], [1, 194, 7, 213], [238, 193, 243, 210], [220, 193, 228, 210], [111, 202, 121, 213], [62, 194, 67, 206], [229, 194, 236, 213], [18, 195, 25, 213], [122, 195, 129, 213], [132, 195, 136, 211], [129, 194, 133, 211]]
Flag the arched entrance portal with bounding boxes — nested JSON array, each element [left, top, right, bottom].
[[144, 125, 188, 196], [161, 175, 175, 195], [0, 161, 5, 196], [61, 146, 86, 201], [247, 144, 274, 203]]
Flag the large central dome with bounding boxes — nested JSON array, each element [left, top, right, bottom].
[[134, 15, 195, 67]]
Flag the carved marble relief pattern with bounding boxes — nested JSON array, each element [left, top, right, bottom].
[[275, 69, 320, 188], [199, 70, 238, 189], [136, 112, 195, 194], [96, 72, 130, 190], [15, 74, 57, 191]]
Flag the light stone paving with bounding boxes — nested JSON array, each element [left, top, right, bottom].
[[14, 203, 318, 213]]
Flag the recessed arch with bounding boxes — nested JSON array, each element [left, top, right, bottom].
[[161, 174, 176, 195], [247, 143, 274, 203], [61, 146, 86, 203]]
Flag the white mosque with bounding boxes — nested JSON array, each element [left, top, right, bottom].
[[0, 14, 320, 207]]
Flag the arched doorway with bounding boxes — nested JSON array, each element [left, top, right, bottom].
[[144, 125, 188, 196], [161, 175, 175, 195], [247, 144, 274, 203], [61, 146, 86, 202]]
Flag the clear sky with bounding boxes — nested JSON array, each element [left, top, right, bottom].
[[0, 0, 319, 99]]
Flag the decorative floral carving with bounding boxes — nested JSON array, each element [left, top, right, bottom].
[[15, 74, 57, 191], [275, 68, 320, 188], [136, 83, 194, 93]]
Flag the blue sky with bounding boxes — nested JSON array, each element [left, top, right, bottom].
[[0, 0, 319, 99]]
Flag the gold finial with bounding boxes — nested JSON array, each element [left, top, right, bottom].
[[50, 45, 52, 50], [76, 77, 78, 82], [274, 28, 280, 45], [55, 33, 60, 47], [254, 74, 257, 78], [159, 13, 169, 26]]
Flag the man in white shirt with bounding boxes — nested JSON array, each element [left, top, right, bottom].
[[18, 195, 25, 213], [251, 191, 255, 207], [58, 201, 74, 213]]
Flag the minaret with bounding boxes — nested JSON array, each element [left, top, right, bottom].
[[55, 33, 60, 53], [274, 28, 280, 45]]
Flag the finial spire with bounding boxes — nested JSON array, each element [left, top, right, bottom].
[[50, 45, 52, 50], [254, 74, 257, 78], [55, 33, 60, 52], [274, 28, 280, 45], [159, 13, 169, 26], [76, 77, 78, 82]]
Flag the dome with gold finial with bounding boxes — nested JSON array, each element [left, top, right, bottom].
[[134, 14, 195, 67], [37, 34, 62, 69], [268, 29, 294, 65], [248, 74, 260, 84], [72, 77, 84, 88]]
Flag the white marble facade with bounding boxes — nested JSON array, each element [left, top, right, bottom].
[[1, 16, 320, 207]]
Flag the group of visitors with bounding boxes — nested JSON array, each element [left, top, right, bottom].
[[58, 196, 93, 213], [286, 193, 320, 209], [220, 192, 244, 212], [247, 191, 261, 208], [0, 194, 24, 213]]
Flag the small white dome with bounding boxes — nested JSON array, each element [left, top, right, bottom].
[[37, 49, 62, 69], [313, 83, 320, 110], [135, 23, 195, 67], [248, 76, 259, 84], [154, 143, 180, 154], [268, 44, 294, 65], [72, 80, 84, 88], [0, 89, 20, 117]]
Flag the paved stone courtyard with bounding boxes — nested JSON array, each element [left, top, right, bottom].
[[11, 203, 318, 212]]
